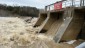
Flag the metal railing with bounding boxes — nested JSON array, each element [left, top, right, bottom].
[[45, 0, 85, 11]]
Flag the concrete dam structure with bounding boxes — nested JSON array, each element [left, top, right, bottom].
[[34, 0, 85, 43]]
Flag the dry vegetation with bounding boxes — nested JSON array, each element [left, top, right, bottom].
[[0, 4, 39, 17]]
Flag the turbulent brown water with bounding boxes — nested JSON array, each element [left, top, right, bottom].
[[0, 17, 54, 48], [0, 17, 74, 48], [0, 17, 36, 47]]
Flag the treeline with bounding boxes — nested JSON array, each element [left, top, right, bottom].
[[0, 4, 39, 17]]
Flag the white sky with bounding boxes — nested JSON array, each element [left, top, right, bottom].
[[0, 0, 61, 9]]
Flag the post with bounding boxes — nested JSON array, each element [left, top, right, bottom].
[[83, 0, 84, 6], [80, 0, 82, 6], [72, 0, 74, 6], [45, 6, 47, 11]]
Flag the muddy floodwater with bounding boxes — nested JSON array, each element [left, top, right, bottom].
[[0, 17, 37, 48], [0, 17, 54, 48], [0, 17, 75, 48]]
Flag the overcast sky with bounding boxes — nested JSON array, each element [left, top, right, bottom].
[[0, 0, 61, 9]]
